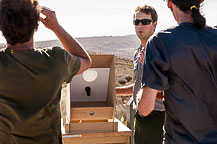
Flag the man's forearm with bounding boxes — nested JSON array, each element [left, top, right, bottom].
[[116, 84, 134, 96], [52, 25, 90, 59], [137, 86, 158, 116]]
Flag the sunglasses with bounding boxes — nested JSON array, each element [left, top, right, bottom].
[[133, 19, 154, 26]]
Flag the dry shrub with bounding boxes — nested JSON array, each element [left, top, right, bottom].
[[125, 76, 132, 82], [119, 79, 127, 85]]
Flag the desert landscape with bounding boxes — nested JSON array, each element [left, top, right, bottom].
[[34, 35, 140, 60]]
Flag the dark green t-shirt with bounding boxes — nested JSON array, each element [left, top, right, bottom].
[[0, 47, 80, 144]]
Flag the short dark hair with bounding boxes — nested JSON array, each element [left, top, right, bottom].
[[133, 5, 158, 22], [171, 0, 206, 29], [0, 0, 40, 45]]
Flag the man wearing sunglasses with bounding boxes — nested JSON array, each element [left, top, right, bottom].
[[116, 5, 165, 144]]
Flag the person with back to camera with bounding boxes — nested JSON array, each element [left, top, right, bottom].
[[137, 0, 217, 143], [116, 5, 165, 144], [0, 0, 91, 144]]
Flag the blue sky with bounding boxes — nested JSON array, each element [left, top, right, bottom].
[[0, 0, 216, 42]]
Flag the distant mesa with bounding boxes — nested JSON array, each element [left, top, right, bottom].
[[0, 35, 140, 59]]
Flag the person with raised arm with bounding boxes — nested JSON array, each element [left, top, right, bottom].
[[0, 0, 91, 143]]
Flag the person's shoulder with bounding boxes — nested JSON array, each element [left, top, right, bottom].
[[45, 46, 64, 52], [205, 25, 217, 29], [33, 47, 68, 59], [149, 26, 177, 40], [0, 47, 7, 53], [201, 26, 217, 44], [146, 27, 178, 51], [35, 46, 65, 53], [161, 25, 178, 33], [196, 25, 217, 39], [157, 25, 180, 37], [213, 26, 217, 34], [204, 25, 217, 33]]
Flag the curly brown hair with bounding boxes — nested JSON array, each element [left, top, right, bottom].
[[0, 0, 40, 45], [133, 5, 158, 22]]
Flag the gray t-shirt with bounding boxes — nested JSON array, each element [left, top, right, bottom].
[[133, 45, 164, 111]]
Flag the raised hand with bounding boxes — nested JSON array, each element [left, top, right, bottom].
[[40, 6, 59, 31]]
